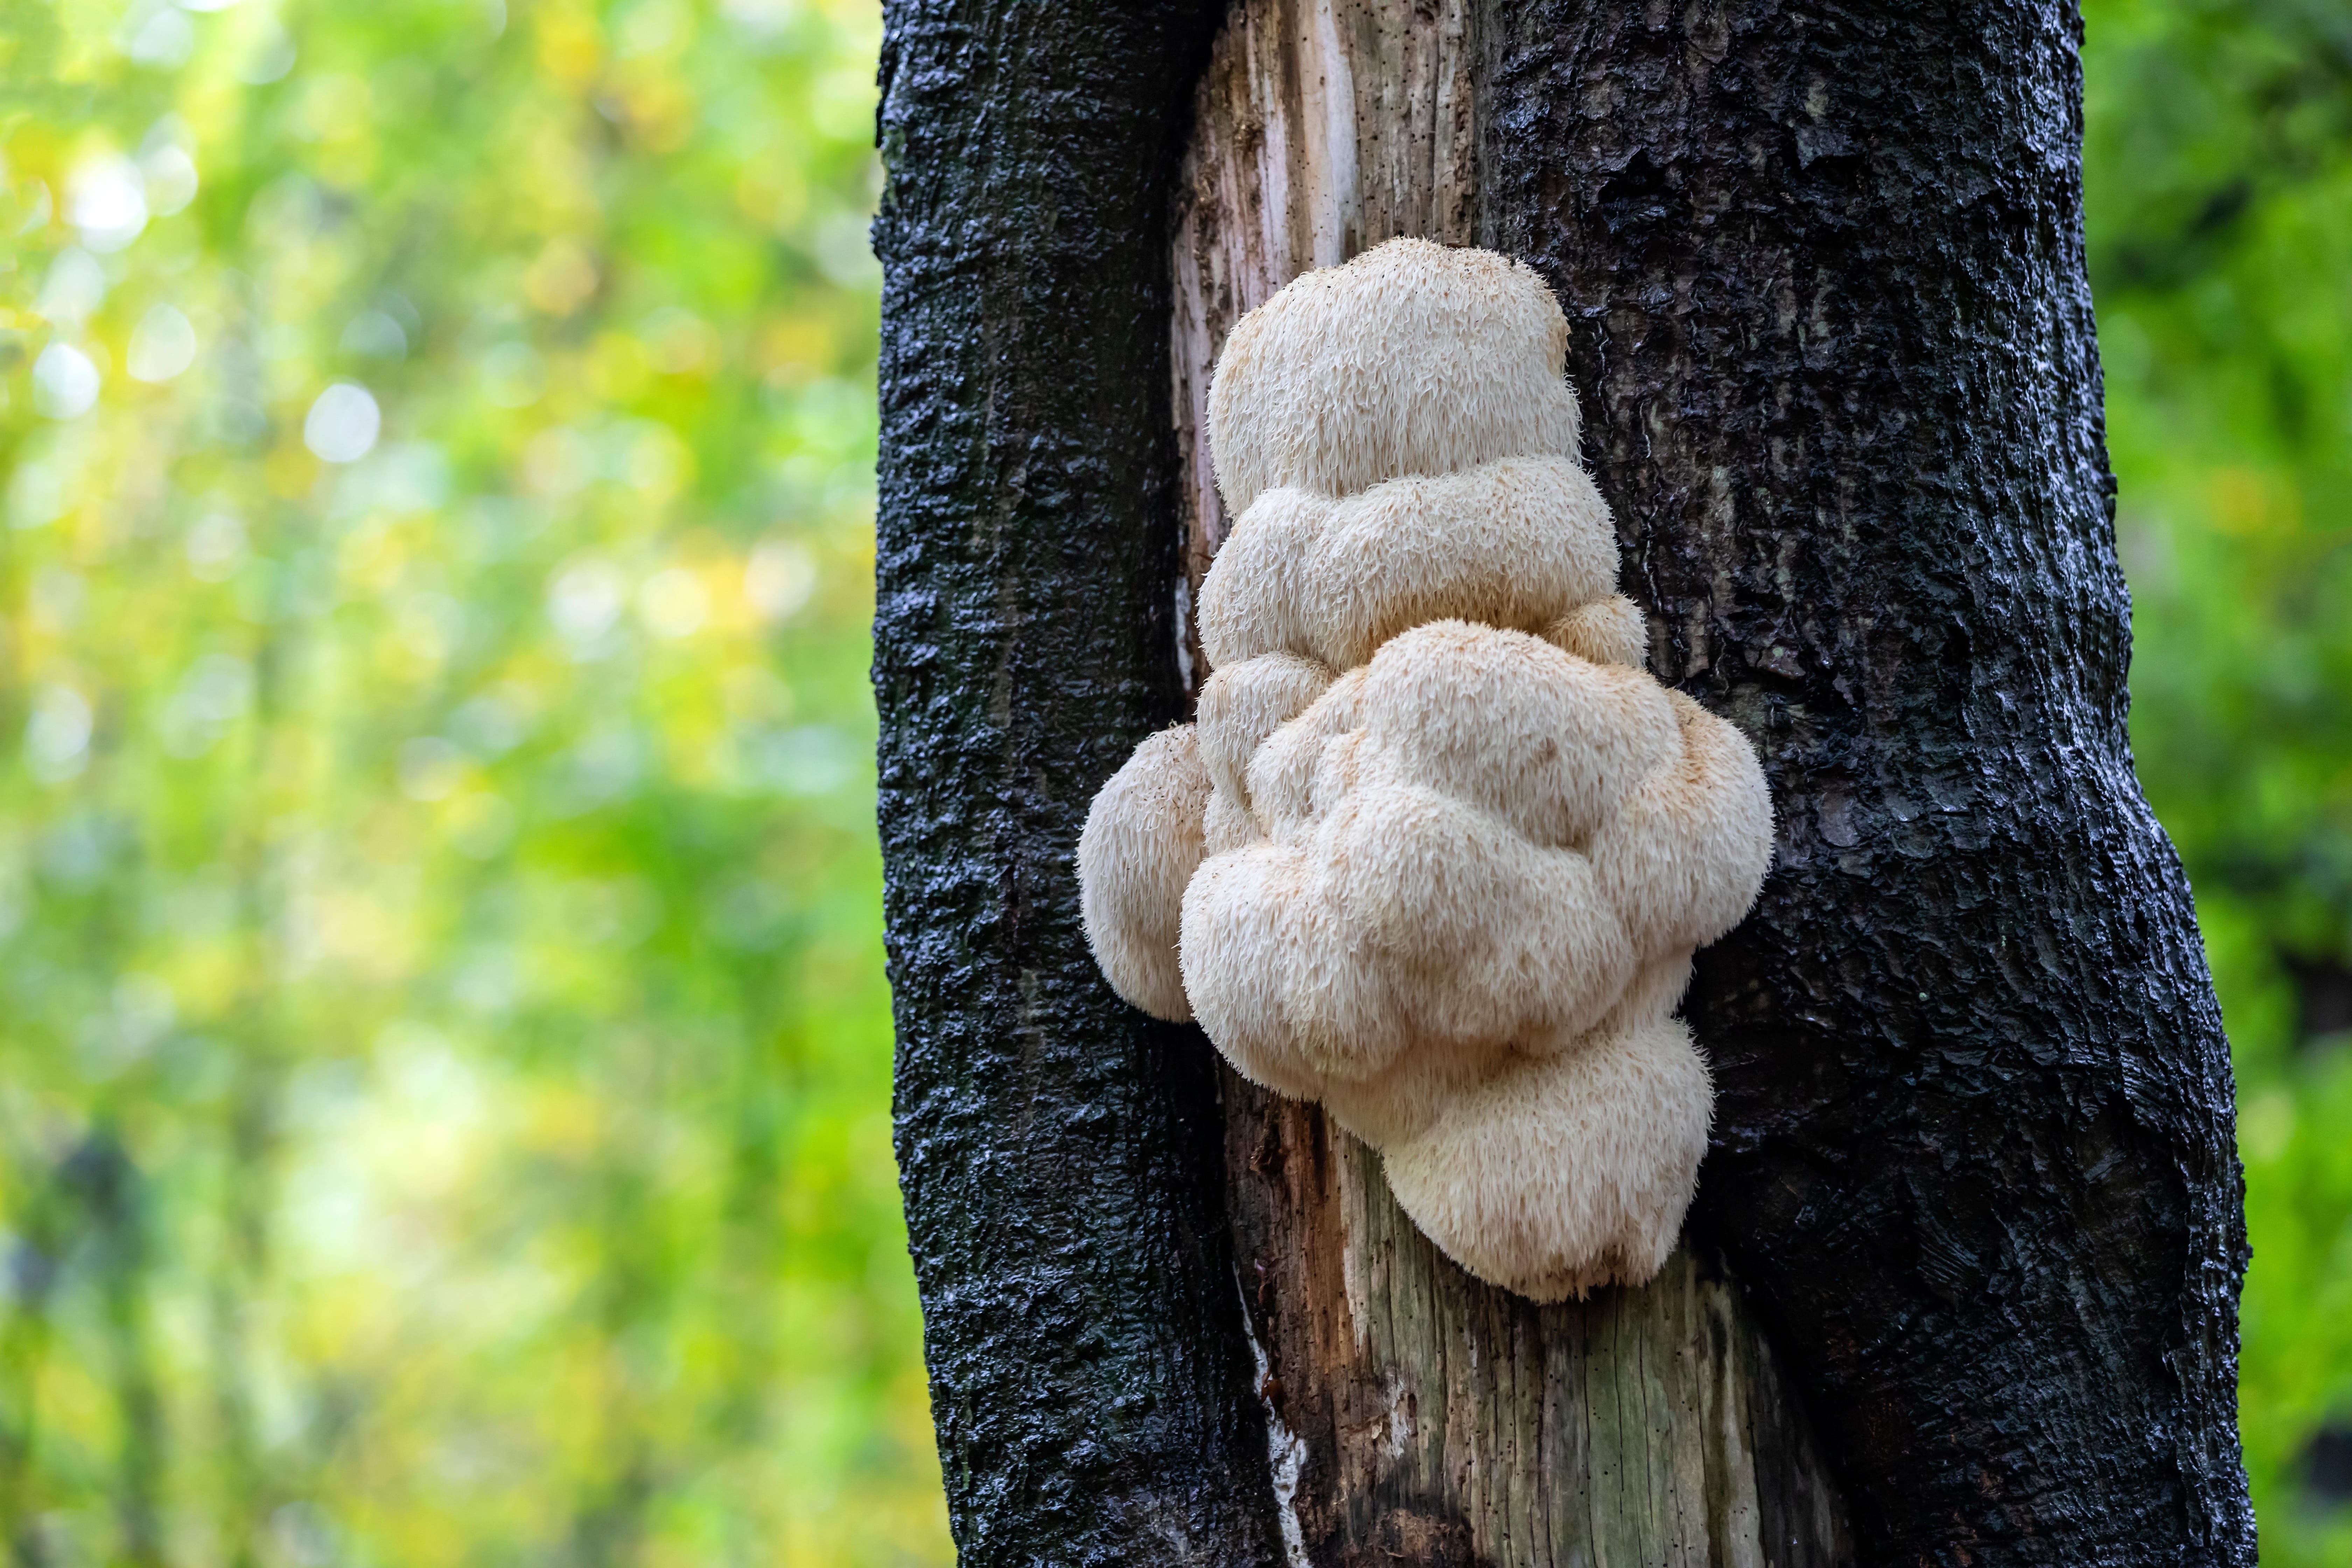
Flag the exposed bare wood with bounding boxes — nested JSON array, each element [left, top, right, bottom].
[[1224, 1092, 1848, 1567], [1170, 0, 1477, 687], [1169, 3, 1851, 1561]]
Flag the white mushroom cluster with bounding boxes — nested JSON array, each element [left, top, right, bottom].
[[1079, 239, 1772, 1301]]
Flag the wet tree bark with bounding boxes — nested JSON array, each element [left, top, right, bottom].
[[1474, 3, 2255, 1561], [874, 0, 2254, 1563], [872, 1, 1282, 1563]]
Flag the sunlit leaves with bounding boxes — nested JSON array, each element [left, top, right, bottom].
[[2, 0, 931, 1562], [2085, 0, 2352, 1558]]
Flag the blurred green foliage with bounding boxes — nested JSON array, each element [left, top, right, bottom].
[[0, 0, 944, 1562], [0, 0, 2346, 1561], [2084, 0, 2352, 1559]]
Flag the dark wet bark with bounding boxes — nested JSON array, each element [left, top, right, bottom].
[[1476, 2, 2254, 1562], [875, 0, 2253, 1561], [869, 1, 1282, 1564]]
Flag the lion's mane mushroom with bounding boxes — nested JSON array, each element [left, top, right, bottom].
[[1077, 238, 1772, 1301]]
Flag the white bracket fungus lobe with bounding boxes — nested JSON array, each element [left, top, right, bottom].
[[1078, 238, 1772, 1302]]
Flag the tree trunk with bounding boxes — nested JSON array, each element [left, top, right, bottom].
[[874, 0, 2254, 1562]]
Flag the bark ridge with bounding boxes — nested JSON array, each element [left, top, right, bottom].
[[872, 0, 1281, 1560]]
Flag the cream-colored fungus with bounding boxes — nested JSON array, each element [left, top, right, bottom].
[[1078, 238, 1772, 1301]]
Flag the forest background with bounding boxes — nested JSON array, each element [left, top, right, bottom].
[[0, 0, 2347, 1563]]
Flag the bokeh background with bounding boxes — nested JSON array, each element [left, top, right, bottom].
[[0, 0, 2345, 1562]]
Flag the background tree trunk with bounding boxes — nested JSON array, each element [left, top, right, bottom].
[[875, 0, 2255, 1562]]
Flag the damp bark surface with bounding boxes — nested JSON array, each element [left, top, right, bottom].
[[874, 0, 2254, 1564], [872, 0, 1282, 1562], [1475, 1, 2256, 1563]]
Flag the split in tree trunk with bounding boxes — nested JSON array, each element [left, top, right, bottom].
[[1175, 5, 1849, 1561]]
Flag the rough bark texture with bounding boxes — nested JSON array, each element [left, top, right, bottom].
[[1475, 2, 2255, 1563], [1175, 6, 1850, 1563], [876, 0, 2254, 1561], [871, 1, 1281, 1562]]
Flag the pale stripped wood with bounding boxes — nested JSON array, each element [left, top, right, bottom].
[[1172, 2, 1853, 1561], [1170, 0, 1476, 685], [1224, 1095, 1847, 1566]]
